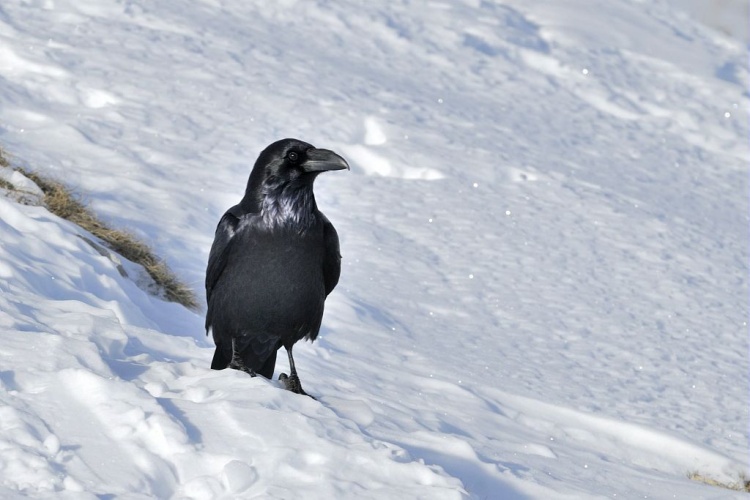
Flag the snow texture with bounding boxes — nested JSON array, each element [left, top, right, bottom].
[[0, 0, 747, 498]]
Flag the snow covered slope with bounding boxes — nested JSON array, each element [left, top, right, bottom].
[[0, 0, 747, 498]]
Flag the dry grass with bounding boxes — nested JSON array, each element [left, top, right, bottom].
[[0, 148, 14, 191], [0, 147, 9, 168], [688, 472, 750, 493], [0, 147, 198, 310], [20, 168, 200, 310]]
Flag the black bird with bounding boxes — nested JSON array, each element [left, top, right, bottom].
[[205, 138, 348, 397]]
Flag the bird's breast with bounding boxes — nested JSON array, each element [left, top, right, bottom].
[[213, 221, 327, 336]]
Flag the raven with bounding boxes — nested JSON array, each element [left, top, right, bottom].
[[205, 138, 348, 397]]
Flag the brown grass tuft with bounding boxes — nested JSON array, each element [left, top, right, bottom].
[[0, 148, 14, 191], [13, 165, 199, 310], [688, 472, 750, 492], [0, 147, 10, 168]]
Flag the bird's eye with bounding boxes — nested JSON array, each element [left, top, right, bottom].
[[287, 151, 299, 163]]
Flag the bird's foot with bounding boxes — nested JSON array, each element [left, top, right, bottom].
[[229, 360, 256, 377], [228, 340, 256, 376], [279, 373, 316, 400]]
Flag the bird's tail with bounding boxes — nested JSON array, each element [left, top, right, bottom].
[[210, 342, 231, 370]]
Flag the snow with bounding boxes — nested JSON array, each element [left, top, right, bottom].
[[0, 0, 747, 498]]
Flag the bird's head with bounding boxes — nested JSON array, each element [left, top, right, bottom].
[[241, 138, 349, 215]]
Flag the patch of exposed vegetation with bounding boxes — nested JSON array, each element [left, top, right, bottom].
[[688, 472, 750, 493], [0, 146, 9, 168], [0, 148, 15, 191], [0, 146, 199, 311]]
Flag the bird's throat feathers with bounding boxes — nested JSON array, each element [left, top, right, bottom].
[[257, 180, 319, 230]]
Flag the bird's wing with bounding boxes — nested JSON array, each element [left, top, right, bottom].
[[321, 213, 341, 296], [205, 206, 241, 307]]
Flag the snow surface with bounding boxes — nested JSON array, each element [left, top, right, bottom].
[[0, 0, 748, 498]]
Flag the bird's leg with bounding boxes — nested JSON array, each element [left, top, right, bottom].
[[228, 338, 256, 376], [279, 346, 315, 399]]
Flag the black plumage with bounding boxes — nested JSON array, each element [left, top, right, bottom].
[[205, 138, 348, 396]]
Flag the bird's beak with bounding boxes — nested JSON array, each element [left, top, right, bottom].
[[302, 148, 350, 173]]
